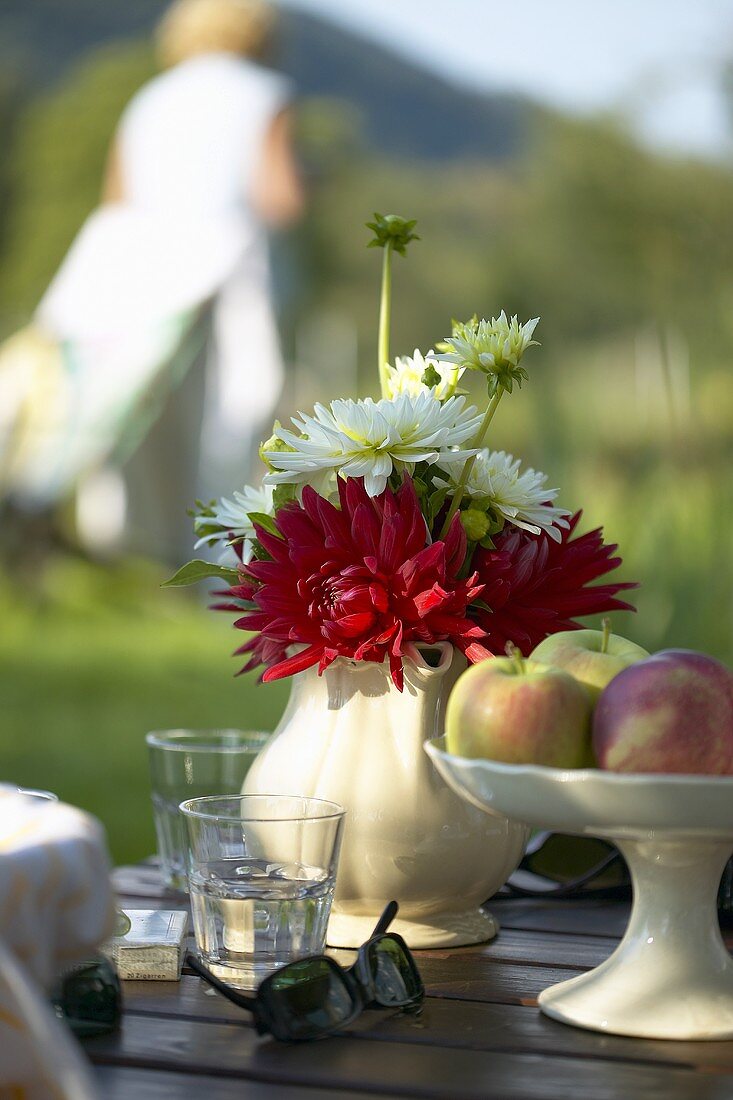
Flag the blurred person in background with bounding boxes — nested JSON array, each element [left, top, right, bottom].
[[0, 0, 303, 564]]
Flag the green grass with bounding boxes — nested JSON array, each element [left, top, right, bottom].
[[0, 556, 289, 865]]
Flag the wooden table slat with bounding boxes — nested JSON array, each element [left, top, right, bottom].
[[85, 1015, 733, 1100], [120, 977, 733, 1071], [93, 1065, 411, 1100]]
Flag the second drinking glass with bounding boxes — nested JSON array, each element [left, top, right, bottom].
[[146, 729, 270, 891]]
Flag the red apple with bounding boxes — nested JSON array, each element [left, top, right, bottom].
[[593, 649, 733, 774], [446, 647, 593, 768], [531, 621, 649, 703]]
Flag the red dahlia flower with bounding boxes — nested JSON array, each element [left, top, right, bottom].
[[225, 476, 486, 690], [468, 511, 638, 658]]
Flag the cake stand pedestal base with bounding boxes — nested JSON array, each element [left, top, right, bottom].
[[539, 836, 733, 1040]]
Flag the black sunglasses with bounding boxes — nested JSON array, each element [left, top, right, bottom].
[[186, 900, 424, 1041]]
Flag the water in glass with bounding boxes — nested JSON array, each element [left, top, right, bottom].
[[189, 857, 335, 986]]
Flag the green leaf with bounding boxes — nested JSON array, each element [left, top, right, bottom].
[[411, 476, 429, 501], [272, 483, 297, 510], [250, 539, 273, 562], [187, 498, 216, 518], [426, 485, 449, 526], [162, 560, 240, 588], [248, 511, 280, 537]]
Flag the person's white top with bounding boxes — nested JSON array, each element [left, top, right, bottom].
[[27, 52, 292, 508], [119, 52, 291, 223], [40, 52, 292, 337]]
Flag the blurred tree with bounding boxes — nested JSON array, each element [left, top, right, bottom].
[[495, 115, 733, 366], [0, 42, 155, 326], [0, 0, 165, 92], [0, 68, 24, 257]]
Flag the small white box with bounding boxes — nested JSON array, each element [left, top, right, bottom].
[[104, 909, 189, 981]]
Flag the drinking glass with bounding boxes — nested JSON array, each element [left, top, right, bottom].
[[146, 729, 269, 891], [180, 794, 345, 988]]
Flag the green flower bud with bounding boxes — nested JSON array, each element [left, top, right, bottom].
[[420, 362, 442, 390], [259, 422, 295, 471], [366, 212, 420, 256], [460, 507, 491, 542]]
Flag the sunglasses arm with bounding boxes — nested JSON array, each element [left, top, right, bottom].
[[370, 900, 399, 937], [187, 952, 259, 1014]]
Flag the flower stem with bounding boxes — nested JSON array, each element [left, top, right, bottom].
[[438, 387, 504, 539], [378, 241, 394, 397]]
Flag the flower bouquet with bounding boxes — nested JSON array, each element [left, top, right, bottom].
[[168, 214, 637, 948]]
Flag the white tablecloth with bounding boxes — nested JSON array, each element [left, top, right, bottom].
[[0, 789, 115, 1099]]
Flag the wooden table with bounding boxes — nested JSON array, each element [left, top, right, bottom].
[[85, 865, 733, 1099]]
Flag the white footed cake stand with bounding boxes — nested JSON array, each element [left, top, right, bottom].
[[426, 737, 733, 1041]]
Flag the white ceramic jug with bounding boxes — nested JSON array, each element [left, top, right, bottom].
[[243, 642, 528, 948]]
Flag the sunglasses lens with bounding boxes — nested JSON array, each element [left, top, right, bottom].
[[267, 958, 357, 1039], [366, 935, 424, 1007]]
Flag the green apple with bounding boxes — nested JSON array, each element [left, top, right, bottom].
[[445, 646, 593, 768], [530, 620, 649, 704]]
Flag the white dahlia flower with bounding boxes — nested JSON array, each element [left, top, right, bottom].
[[194, 483, 275, 563], [264, 391, 482, 498], [436, 449, 571, 542], [384, 349, 463, 400], [438, 312, 539, 392]]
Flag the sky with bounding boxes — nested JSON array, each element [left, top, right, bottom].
[[284, 0, 733, 158]]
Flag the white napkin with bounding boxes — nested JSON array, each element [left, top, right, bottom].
[[0, 789, 116, 1099]]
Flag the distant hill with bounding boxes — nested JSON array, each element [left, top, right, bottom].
[[276, 10, 531, 160], [0, 0, 533, 161]]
